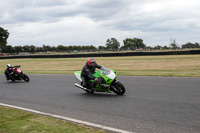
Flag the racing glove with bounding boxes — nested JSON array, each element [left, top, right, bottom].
[[94, 78, 98, 82]]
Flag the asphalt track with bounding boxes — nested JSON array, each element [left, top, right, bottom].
[[0, 74, 200, 133]]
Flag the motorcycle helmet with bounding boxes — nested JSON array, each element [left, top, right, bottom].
[[87, 57, 95, 67], [7, 64, 11, 68]]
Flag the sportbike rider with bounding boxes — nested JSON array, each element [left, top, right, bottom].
[[5, 64, 21, 80], [81, 57, 103, 91]]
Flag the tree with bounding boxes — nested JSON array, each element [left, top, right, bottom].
[[154, 45, 162, 50], [2, 45, 14, 53], [194, 42, 200, 48], [0, 27, 9, 52], [98, 46, 106, 51], [57, 45, 66, 52], [88, 45, 97, 51], [122, 38, 146, 50], [51, 46, 57, 52], [36, 47, 43, 52], [106, 38, 120, 51], [14, 46, 23, 54], [145, 46, 153, 50], [22, 45, 30, 52], [163, 45, 170, 50], [42, 45, 52, 52], [29, 45, 36, 53], [170, 39, 180, 49], [182, 42, 200, 49]]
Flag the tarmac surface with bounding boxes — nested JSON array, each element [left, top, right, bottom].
[[0, 74, 200, 133]]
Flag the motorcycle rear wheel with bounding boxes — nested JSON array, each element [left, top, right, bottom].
[[12, 78, 15, 82], [112, 81, 125, 95], [4, 70, 10, 81]]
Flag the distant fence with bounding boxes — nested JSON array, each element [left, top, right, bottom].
[[0, 50, 200, 59]]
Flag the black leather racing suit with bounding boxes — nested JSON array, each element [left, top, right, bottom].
[[5, 66, 19, 79], [81, 62, 102, 87]]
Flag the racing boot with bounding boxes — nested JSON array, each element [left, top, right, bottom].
[[75, 83, 94, 93], [86, 86, 94, 93]]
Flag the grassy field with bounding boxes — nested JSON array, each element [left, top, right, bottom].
[[0, 106, 107, 133], [0, 55, 200, 77]]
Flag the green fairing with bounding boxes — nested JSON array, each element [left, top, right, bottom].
[[74, 69, 117, 93]]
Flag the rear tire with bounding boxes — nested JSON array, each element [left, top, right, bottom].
[[112, 81, 125, 95], [23, 74, 29, 82], [12, 78, 15, 82], [5, 74, 9, 81]]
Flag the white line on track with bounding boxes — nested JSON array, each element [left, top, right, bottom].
[[0, 103, 134, 133]]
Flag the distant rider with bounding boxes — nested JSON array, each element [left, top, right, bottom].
[[81, 58, 102, 90], [5, 64, 20, 80]]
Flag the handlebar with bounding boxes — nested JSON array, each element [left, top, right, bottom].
[[14, 65, 21, 68]]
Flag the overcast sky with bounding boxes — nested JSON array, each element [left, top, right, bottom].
[[1, 0, 200, 47]]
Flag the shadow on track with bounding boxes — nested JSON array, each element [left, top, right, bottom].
[[77, 92, 126, 98], [2, 81, 28, 84]]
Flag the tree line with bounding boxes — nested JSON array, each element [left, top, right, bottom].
[[1, 27, 200, 54], [147, 39, 200, 50], [1, 38, 147, 54], [1, 45, 98, 54]]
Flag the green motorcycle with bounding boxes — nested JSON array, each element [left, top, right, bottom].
[[74, 67, 125, 95]]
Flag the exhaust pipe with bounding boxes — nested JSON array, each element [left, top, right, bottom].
[[75, 83, 87, 91]]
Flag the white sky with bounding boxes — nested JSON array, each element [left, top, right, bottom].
[[1, 0, 200, 47]]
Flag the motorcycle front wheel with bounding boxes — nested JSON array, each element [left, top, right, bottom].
[[112, 81, 125, 95], [23, 74, 30, 82]]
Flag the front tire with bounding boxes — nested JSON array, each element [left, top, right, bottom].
[[23, 74, 29, 82], [112, 81, 125, 95]]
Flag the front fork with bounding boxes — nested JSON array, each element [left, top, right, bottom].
[[112, 79, 119, 85], [16, 72, 24, 80], [110, 79, 119, 91]]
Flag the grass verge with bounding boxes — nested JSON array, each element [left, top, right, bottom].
[[0, 55, 200, 77], [0, 106, 107, 133]]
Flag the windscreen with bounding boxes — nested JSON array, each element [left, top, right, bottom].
[[101, 67, 111, 75]]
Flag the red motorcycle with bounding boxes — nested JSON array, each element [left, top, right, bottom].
[[5, 65, 29, 82]]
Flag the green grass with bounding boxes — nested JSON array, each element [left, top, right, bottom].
[[1, 55, 200, 77], [0, 106, 107, 133]]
